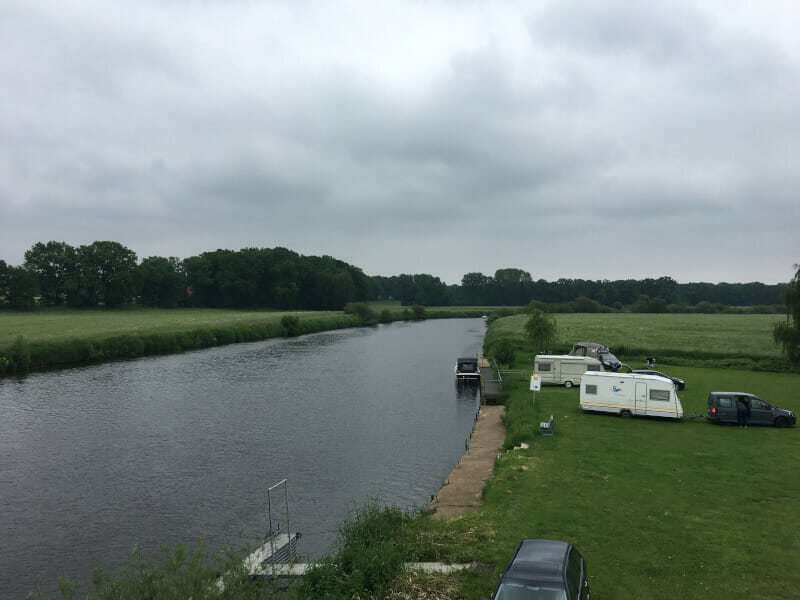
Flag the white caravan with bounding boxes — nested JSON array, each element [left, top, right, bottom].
[[579, 372, 684, 419], [533, 355, 604, 388]]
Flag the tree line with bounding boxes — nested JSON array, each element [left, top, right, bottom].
[[447, 268, 786, 308], [0, 241, 369, 310], [0, 241, 789, 312]]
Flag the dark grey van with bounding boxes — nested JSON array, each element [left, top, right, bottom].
[[707, 392, 796, 427]]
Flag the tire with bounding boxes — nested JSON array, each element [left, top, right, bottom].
[[564, 381, 573, 388], [775, 416, 788, 428], [620, 410, 632, 418]]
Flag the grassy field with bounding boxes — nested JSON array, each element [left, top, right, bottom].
[[486, 312, 785, 357], [427, 315, 800, 599], [0, 307, 332, 348]]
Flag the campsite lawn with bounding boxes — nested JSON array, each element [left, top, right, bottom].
[[436, 316, 800, 599]]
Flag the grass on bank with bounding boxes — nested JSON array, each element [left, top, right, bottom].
[[0, 308, 332, 347], [424, 315, 800, 599]]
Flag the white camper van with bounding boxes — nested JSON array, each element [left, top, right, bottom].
[[579, 372, 684, 419], [533, 355, 604, 388]]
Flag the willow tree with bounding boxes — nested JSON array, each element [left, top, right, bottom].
[[524, 309, 558, 353], [774, 264, 800, 369]]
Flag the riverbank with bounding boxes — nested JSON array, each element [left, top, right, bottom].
[[0, 306, 488, 377], [429, 404, 506, 520]]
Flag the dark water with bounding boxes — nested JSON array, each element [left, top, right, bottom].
[[0, 318, 484, 598]]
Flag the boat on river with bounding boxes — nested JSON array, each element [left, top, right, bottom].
[[454, 357, 480, 380]]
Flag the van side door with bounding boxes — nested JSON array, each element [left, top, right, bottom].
[[747, 396, 774, 425]]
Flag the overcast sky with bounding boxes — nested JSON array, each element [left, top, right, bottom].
[[1, 1, 798, 285]]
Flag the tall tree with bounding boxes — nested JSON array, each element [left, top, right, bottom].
[[774, 264, 800, 369], [5, 266, 39, 310], [67, 241, 138, 307], [138, 256, 185, 308], [23, 241, 74, 305], [524, 310, 558, 353]]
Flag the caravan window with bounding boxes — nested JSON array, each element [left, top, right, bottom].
[[585, 385, 598, 395], [586, 365, 601, 371], [649, 389, 670, 402], [538, 362, 552, 372]]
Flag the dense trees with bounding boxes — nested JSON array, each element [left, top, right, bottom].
[[139, 256, 185, 308], [0, 241, 788, 312], [183, 247, 369, 310], [449, 270, 784, 308], [369, 273, 451, 306]]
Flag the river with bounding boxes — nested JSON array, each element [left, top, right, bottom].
[[0, 318, 485, 598]]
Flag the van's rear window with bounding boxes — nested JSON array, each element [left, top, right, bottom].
[[585, 385, 598, 395], [538, 363, 551, 372]]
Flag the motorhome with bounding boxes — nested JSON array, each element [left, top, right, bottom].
[[579, 372, 684, 419], [533, 355, 604, 388]]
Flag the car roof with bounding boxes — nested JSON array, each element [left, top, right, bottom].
[[506, 539, 570, 582], [457, 357, 477, 362]]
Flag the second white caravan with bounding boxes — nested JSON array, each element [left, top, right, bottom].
[[579, 372, 684, 419], [533, 355, 604, 388]]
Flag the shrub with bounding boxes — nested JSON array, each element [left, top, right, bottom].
[[280, 315, 300, 336], [11, 336, 31, 372], [344, 302, 378, 325], [492, 339, 516, 367], [296, 502, 417, 600], [379, 308, 393, 323], [411, 305, 426, 320]]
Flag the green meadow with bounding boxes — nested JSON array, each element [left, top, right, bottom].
[[486, 312, 785, 357], [424, 314, 800, 599], [0, 308, 329, 347]]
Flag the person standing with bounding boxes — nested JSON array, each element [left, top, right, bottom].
[[736, 397, 750, 428]]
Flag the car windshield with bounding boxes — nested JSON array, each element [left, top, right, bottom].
[[495, 581, 568, 600]]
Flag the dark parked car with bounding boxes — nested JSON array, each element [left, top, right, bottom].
[[569, 342, 620, 372], [707, 392, 796, 427], [490, 539, 590, 600], [597, 351, 621, 372], [630, 369, 685, 390]]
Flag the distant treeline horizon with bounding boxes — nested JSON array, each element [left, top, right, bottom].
[[0, 241, 789, 312]]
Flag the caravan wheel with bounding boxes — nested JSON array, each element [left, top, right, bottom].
[[564, 381, 573, 388], [620, 410, 632, 418]]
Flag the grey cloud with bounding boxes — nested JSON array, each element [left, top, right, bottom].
[[0, 1, 798, 284]]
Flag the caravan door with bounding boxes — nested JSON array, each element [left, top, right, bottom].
[[635, 382, 647, 414]]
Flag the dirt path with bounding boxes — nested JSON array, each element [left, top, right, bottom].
[[429, 404, 506, 519]]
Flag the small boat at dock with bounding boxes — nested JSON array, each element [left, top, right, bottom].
[[454, 357, 480, 380]]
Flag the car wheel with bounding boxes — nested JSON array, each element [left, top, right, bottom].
[[620, 410, 632, 418], [775, 416, 788, 428], [564, 381, 573, 388]]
